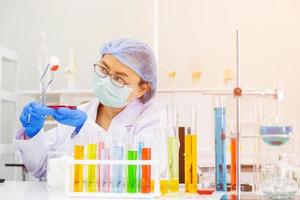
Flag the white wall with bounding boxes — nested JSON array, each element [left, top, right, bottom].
[[0, 0, 156, 90], [158, 0, 300, 141]]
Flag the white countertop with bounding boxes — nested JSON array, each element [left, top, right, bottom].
[[0, 181, 225, 200], [0, 181, 48, 200]]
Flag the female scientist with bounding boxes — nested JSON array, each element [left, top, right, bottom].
[[15, 38, 167, 178]]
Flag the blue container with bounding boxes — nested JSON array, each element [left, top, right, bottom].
[[214, 107, 227, 191], [260, 126, 292, 146]]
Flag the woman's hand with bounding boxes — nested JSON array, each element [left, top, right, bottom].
[[52, 107, 87, 132], [19, 102, 55, 138]]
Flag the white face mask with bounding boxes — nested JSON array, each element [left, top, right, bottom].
[[93, 75, 133, 108]]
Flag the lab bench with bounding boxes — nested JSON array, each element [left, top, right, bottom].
[[1, 181, 300, 200]]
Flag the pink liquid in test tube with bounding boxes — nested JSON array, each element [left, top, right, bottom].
[[100, 148, 110, 192], [98, 142, 104, 192]]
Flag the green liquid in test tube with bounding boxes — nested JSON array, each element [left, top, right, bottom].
[[168, 136, 179, 192], [127, 150, 138, 193]]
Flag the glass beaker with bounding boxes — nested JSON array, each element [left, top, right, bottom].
[[260, 120, 298, 199]]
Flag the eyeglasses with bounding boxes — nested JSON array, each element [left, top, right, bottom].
[[93, 63, 128, 88]]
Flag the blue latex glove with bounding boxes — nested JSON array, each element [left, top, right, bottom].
[[52, 107, 87, 133], [19, 102, 55, 138]]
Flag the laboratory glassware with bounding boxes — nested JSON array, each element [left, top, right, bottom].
[[73, 136, 84, 192], [214, 97, 227, 191], [184, 104, 197, 193], [141, 147, 151, 193]]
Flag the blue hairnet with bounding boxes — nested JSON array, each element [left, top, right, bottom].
[[100, 38, 157, 103]]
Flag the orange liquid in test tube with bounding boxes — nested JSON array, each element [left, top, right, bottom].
[[231, 137, 237, 190], [141, 148, 151, 193]]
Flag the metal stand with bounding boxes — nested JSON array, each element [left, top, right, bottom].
[[233, 30, 282, 199], [235, 29, 242, 199]]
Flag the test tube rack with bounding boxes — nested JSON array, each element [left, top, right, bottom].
[[65, 159, 160, 199]]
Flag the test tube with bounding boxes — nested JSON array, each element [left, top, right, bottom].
[[177, 105, 186, 184], [230, 135, 237, 191], [97, 141, 104, 192], [73, 137, 84, 192], [100, 148, 110, 192], [168, 135, 179, 192], [184, 135, 197, 193], [214, 97, 227, 191], [124, 133, 133, 192], [87, 142, 97, 192], [166, 105, 180, 192], [184, 104, 197, 193], [178, 126, 185, 184], [141, 147, 151, 193], [127, 150, 138, 193], [112, 146, 124, 193], [137, 141, 144, 192]]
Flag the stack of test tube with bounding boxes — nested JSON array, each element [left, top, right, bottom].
[[127, 134, 153, 194], [69, 133, 158, 197], [162, 104, 198, 195], [73, 136, 111, 193], [165, 100, 228, 194]]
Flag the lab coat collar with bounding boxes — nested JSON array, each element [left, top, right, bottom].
[[85, 98, 144, 132]]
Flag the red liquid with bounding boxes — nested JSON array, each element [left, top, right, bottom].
[[50, 65, 59, 71], [141, 148, 151, 193], [47, 105, 77, 110], [197, 188, 215, 195]]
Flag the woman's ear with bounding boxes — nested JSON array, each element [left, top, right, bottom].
[[127, 82, 150, 101], [136, 82, 150, 98]]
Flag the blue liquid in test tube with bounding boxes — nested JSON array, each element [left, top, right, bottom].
[[112, 146, 124, 193], [214, 106, 227, 191], [137, 141, 144, 192]]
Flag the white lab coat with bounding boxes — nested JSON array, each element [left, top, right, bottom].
[[14, 98, 168, 178]]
